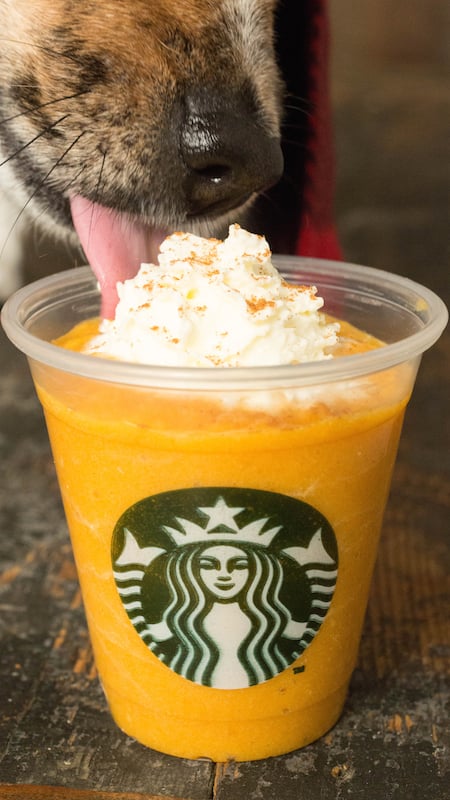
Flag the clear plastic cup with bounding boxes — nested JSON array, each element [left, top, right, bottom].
[[1, 257, 447, 761]]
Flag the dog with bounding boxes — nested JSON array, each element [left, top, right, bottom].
[[0, 1, 339, 316]]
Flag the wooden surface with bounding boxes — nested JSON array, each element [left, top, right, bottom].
[[1, 3, 449, 799]]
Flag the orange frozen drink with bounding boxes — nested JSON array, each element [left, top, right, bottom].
[[2, 227, 447, 761]]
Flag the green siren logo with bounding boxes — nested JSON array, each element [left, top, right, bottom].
[[112, 488, 338, 689]]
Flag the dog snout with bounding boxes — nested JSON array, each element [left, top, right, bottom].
[[180, 88, 283, 218]]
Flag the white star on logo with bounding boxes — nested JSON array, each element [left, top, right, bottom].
[[198, 496, 245, 532]]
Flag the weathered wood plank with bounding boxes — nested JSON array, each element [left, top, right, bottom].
[[213, 669, 450, 799], [0, 787, 186, 800], [1, 5, 449, 796], [0, 338, 215, 799]]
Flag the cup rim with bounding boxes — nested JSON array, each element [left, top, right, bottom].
[[1, 257, 448, 390]]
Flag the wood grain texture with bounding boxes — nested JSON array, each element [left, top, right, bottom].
[[0, 787, 186, 800], [1, 2, 449, 798]]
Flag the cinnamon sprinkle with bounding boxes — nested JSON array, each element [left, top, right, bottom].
[[246, 297, 275, 313]]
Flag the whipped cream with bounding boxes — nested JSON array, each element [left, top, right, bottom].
[[86, 225, 339, 367]]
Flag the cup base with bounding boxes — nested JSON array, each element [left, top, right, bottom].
[[105, 682, 349, 761]]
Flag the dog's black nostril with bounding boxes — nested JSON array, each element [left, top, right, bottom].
[[180, 89, 283, 218]]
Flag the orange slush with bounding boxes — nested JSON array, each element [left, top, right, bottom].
[[28, 317, 411, 761]]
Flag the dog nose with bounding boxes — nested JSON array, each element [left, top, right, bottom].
[[180, 89, 283, 217]]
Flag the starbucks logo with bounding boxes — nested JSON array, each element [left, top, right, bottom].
[[112, 488, 338, 689]]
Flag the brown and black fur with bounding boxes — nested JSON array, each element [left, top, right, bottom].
[[0, 0, 318, 294]]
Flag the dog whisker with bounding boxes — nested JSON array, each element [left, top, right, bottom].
[[283, 98, 314, 121], [88, 148, 108, 245], [0, 131, 86, 260], [0, 114, 70, 168], [0, 90, 90, 126], [284, 93, 312, 107], [284, 103, 312, 115], [27, 161, 89, 253], [0, 2, 290, 289], [0, 37, 87, 66], [93, 149, 108, 205], [63, 165, 89, 194]]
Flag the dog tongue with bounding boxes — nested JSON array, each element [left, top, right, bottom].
[[70, 196, 166, 318]]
